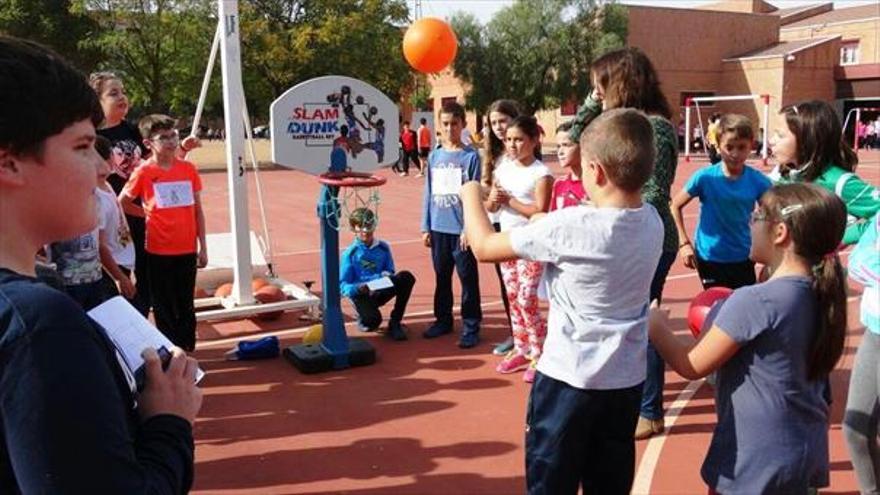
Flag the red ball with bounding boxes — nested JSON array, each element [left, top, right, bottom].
[[194, 287, 209, 299], [254, 285, 286, 321], [402, 18, 458, 73], [687, 287, 733, 338]]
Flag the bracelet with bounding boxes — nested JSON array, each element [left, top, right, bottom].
[[678, 241, 691, 249]]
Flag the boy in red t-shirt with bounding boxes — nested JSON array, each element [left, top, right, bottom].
[[120, 114, 207, 351], [550, 121, 587, 211]]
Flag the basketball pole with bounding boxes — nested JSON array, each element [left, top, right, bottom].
[[217, 0, 255, 306]]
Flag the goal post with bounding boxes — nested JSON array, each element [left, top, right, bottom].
[[684, 94, 771, 164]]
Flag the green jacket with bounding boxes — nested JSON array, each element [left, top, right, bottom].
[[777, 164, 880, 245]]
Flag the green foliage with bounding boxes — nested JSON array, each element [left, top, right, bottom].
[[240, 0, 413, 113], [450, 0, 628, 114], [0, 0, 103, 69], [78, 0, 217, 117]]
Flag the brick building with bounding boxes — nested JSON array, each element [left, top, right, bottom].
[[421, 1, 880, 144]]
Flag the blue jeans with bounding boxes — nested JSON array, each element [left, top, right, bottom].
[[429, 231, 481, 335], [641, 250, 677, 420]]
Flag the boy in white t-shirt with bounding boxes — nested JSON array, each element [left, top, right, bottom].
[[94, 135, 136, 300], [460, 108, 663, 493]]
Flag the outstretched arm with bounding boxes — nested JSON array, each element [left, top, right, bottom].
[[460, 181, 517, 262]]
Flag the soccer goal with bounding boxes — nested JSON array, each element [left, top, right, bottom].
[[684, 94, 771, 164], [842, 106, 880, 150]]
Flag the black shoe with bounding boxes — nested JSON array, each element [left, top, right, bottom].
[[423, 323, 452, 339], [458, 332, 480, 349], [387, 321, 408, 341]]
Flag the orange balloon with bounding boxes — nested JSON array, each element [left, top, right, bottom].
[[403, 17, 458, 73]]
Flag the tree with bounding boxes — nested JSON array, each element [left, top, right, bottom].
[[79, 0, 218, 116], [239, 0, 413, 116], [0, 0, 103, 70], [450, 0, 628, 114]]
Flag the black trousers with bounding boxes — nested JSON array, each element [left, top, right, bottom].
[[526, 372, 642, 495], [146, 252, 197, 351], [350, 271, 416, 329], [696, 257, 756, 290], [430, 231, 482, 335]]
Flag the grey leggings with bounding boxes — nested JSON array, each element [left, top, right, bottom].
[[844, 330, 880, 495]]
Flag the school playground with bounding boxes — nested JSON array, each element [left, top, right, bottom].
[[191, 150, 880, 494]]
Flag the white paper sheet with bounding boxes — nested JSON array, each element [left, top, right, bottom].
[[88, 296, 205, 385], [366, 276, 394, 291]]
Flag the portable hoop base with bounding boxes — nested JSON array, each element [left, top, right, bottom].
[[286, 174, 382, 373]]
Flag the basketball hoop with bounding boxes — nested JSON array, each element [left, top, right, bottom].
[[317, 171, 386, 232], [317, 171, 386, 188]]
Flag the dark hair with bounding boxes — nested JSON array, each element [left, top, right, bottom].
[[95, 135, 113, 160], [349, 207, 377, 232], [709, 112, 721, 123], [439, 101, 466, 123], [419, 118, 426, 125], [138, 114, 176, 140], [403, 121, 410, 126], [556, 121, 573, 133], [717, 114, 754, 141], [0, 36, 102, 157], [779, 100, 858, 182], [590, 47, 672, 119], [482, 99, 523, 186], [579, 108, 655, 193], [758, 183, 847, 380]]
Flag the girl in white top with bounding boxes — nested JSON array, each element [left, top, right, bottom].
[[490, 115, 553, 382], [482, 99, 526, 356]]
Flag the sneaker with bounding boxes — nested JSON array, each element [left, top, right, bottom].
[[496, 351, 530, 374], [423, 323, 452, 339], [634, 416, 665, 440], [458, 332, 480, 349], [523, 360, 537, 383], [492, 336, 514, 356], [387, 321, 408, 341], [357, 321, 376, 333]]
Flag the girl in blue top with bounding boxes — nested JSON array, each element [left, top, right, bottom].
[[651, 183, 848, 494], [672, 114, 772, 289]]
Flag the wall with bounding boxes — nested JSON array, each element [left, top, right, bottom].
[[781, 18, 880, 64]]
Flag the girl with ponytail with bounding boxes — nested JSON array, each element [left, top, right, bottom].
[[648, 183, 847, 494]]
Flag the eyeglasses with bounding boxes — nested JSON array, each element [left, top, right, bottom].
[[750, 203, 804, 225], [151, 131, 179, 144], [749, 210, 770, 225]]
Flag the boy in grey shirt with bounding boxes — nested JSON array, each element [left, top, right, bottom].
[[461, 109, 663, 494]]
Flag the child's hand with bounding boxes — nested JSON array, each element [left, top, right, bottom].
[[459, 232, 469, 251], [138, 347, 203, 425], [679, 244, 697, 270], [181, 135, 201, 153], [489, 186, 509, 206], [648, 303, 671, 339], [117, 276, 136, 299], [197, 247, 208, 268], [422, 232, 431, 248]]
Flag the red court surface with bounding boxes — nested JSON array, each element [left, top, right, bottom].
[[192, 150, 880, 494]]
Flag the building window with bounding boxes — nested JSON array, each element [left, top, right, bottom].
[[840, 41, 859, 65], [441, 96, 458, 108], [680, 91, 716, 107]]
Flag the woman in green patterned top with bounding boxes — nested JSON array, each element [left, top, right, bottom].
[[770, 100, 879, 246], [568, 47, 679, 440]]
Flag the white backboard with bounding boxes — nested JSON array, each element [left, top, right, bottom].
[[270, 76, 400, 175]]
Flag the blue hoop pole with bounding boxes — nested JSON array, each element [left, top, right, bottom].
[[317, 184, 350, 368]]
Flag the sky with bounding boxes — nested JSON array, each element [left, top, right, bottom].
[[415, 0, 879, 23]]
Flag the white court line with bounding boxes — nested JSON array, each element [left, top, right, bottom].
[[196, 300, 505, 349], [632, 293, 861, 492]]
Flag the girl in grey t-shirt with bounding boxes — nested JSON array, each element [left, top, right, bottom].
[[649, 183, 849, 494]]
